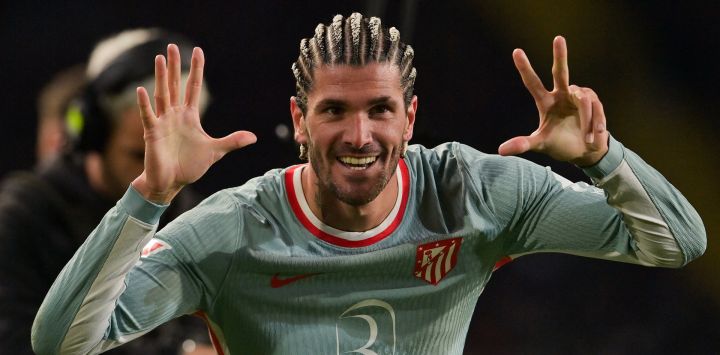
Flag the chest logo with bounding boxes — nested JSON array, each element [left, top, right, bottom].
[[415, 237, 462, 285], [270, 273, 319, 288]]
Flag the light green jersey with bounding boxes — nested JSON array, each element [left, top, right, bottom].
[[32, 138, 706, 354]]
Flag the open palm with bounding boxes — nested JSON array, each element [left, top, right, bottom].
[[133, 45, 256, 203]]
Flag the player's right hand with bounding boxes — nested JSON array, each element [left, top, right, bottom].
[[132, 44, 257, 204]]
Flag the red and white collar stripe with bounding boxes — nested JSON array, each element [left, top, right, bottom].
[[285, 160, 410, 248]]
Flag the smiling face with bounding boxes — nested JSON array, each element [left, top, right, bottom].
[[291, 62, 416, 206]]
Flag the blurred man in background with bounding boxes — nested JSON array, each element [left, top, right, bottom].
[[35, 65, 86, 164], [0, 28, 215, 354]]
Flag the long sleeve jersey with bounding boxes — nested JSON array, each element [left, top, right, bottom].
[[32, 138, 706, 354]]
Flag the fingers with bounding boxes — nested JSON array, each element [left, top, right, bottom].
[[184, 47, 205, 109], [569, 86, 608, 147], [514, 36, 570, 100], [552, 36, 570, 92], [569, 85, 594, 144], [167, 44, 182, 106], [498, 134, 542, 156], [213, 131, 258, 158], [136, 87, 156, 129], [590, 99, 608, 149], [512, 48, 546, 101], [156, 45, 202, 113], [154, 55, 170, 116]]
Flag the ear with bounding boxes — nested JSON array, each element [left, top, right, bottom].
[[84, 151, 105, 193], [290, 96, 307, 144], [403, 95, 418, 141]]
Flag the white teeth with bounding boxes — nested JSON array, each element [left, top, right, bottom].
[[338, 156, 377, 166]]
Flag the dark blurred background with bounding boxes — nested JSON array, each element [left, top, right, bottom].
[[1, 0, 718, 353]]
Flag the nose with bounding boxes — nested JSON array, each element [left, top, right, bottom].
[[344, 113, 373, 149]]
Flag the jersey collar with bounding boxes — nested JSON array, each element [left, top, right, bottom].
[[285, 160, 410, 248]]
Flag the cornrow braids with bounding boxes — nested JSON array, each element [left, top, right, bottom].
[[328, 15, 344, 63], [309, 24, 326, 65], [292, 12, 417, 114]]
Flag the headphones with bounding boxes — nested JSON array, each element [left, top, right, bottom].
[[66, 30, 194, 153]]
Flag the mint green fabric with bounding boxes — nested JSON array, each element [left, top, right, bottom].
[[33, 140, 705, 354]]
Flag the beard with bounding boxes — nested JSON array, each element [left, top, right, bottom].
[[306, 139, 403, 207]]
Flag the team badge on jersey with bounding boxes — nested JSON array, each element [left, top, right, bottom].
[[414, 237, 462, 285], [141, 238, 172, 258]]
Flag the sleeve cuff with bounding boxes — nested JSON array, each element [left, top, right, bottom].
[[117, 185, 169, 225], [582, 135, 626, 181]]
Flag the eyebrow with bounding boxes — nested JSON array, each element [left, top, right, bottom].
[[367, 96, 394, 106], [315, 99, 346, 109], [315, 96, 396, 109]]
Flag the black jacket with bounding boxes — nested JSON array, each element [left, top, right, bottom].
[[0, 155, 210, 354]]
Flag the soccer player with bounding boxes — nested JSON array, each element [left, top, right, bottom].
[[32, 13, 705, 354]]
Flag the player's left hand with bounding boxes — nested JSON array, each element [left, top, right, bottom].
[[498, 36, 609, 167]]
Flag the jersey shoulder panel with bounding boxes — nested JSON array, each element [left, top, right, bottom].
[[147, 169, 292, 306], [451, 142, 558, 220], [404, 143, 557, 238], [158, 168, 289, 249], [405, 141, 544, 191]]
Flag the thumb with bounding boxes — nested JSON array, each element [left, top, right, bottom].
[[498, 135, 540, 156], [214, 130, 257, 154]]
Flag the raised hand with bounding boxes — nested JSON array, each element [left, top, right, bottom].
[[132, 44, 257, 204], [498, 36, 609, 167]]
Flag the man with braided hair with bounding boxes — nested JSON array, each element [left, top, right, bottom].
[[33, 12, 705, 354]]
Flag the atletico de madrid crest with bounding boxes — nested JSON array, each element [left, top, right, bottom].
[[415, 237, 462, 285]]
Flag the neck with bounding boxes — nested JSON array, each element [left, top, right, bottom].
[[301, 166, 398, 232]]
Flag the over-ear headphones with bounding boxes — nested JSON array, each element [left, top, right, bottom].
[[66, 29, 195, 153]]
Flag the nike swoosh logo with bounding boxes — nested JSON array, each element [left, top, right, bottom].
[[270, 273, 319, 288]]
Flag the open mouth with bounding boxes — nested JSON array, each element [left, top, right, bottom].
[[337, 156, 378, 170]]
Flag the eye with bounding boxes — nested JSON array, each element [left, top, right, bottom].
[[369, 104, 391, 116], [324, 106, 343, 116]]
